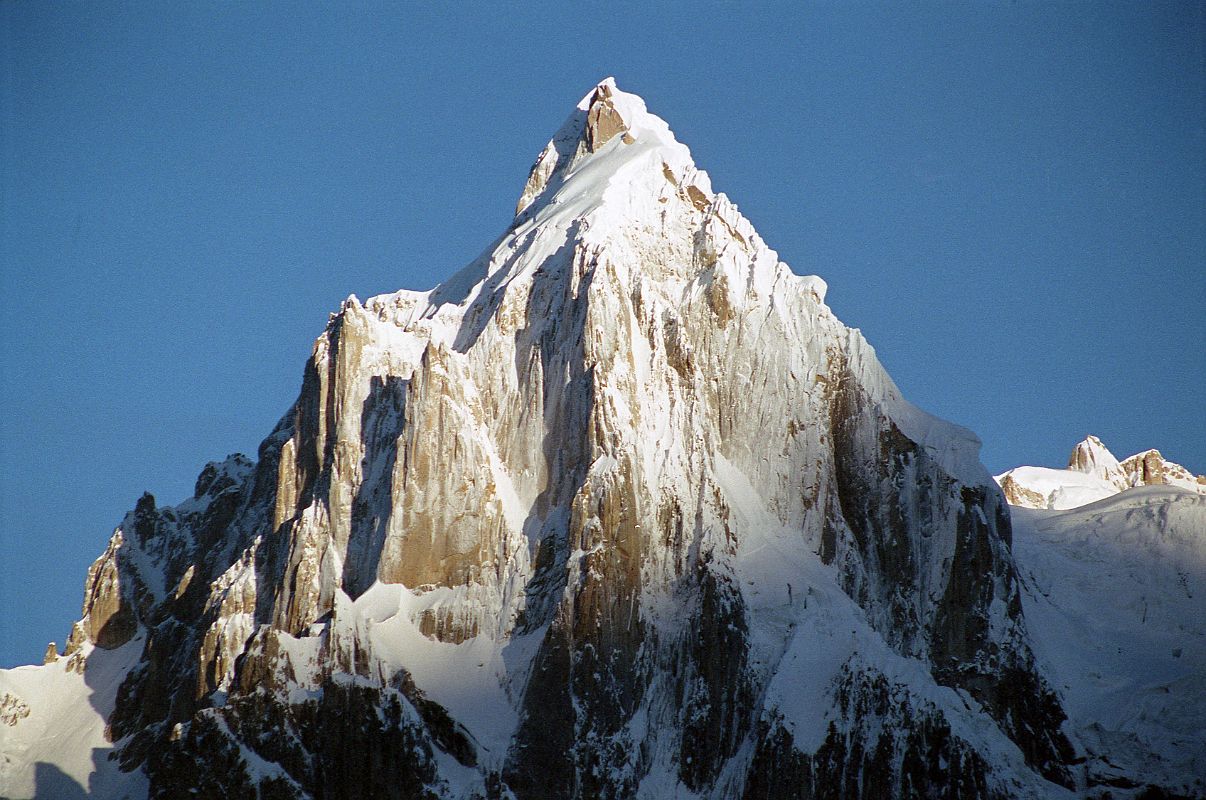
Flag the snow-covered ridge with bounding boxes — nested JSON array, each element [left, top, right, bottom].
[[996, 434, 1206, 510]]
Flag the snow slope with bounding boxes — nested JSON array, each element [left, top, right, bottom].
[[1012, 486, 1206, 797], [0, 640, 147, 799]]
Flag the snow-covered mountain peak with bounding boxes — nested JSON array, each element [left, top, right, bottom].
[[514, 78, 711, 220], [361, 78, 833, 377], [1066, 434, 1125, 485], [998, 435, 1206, 510], [15, 78, 1205, 799]]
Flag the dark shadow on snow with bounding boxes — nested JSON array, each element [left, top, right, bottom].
[[32, 760, 88, 799]]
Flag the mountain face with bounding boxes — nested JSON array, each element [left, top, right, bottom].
[[997, 435, 1206, 510], [0, 80, 1198, 799]]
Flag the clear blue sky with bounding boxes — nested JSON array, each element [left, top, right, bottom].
[[2, 3, 1202, 667]]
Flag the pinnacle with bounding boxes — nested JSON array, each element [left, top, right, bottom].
[[1067, 434, 1121, 474], [582, 79, 630, 152], [1071, 434, 1111, 452], [515, 77, 696, 218]]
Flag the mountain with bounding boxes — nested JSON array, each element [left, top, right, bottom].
[[997, 435, 1206, 510], [0, 79, 1198, 799]]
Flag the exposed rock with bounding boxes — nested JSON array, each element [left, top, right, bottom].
[[998, 472, 1047, 508], [0, 692, 30, 726], [515, 141, 560, 217], [1122, 448, 1169, 486], [80, 531, 138, 649], [584, 81, 628, 152]]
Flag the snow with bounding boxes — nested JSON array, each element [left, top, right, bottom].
[[1012, 486, 1206, 795], [998, 465, 1119, 510], [0, 640, 147, 799]]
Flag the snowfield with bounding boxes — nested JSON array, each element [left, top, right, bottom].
[[0, 640, 147, 799], [1012, 486, 1206, 797]]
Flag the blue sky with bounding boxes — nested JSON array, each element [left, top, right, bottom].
[[2, 2, 1202, 667]]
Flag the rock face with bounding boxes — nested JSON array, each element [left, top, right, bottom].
[[5, 78, 1195, 799], [997, 435, 1206, 510], [998, 472, 1051, 510], [1118, 448, 1206, 490]]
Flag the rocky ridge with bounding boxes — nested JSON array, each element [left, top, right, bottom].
[[998, 435, 1206, 510]]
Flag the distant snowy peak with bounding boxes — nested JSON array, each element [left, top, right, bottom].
[[1065, 434, 1125, 486], [997, 435, 1206, 509], [996, 467, 1117, 511]]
